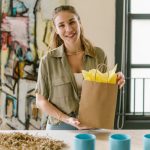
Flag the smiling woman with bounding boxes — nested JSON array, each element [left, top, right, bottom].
[[50, 5, 93, 54], [35, 5, 125, 130]]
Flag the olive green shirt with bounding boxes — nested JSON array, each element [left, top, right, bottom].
[[35, 44, 107, 125]]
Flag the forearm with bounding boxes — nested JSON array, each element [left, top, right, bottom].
[[36, 93, 70, 123]]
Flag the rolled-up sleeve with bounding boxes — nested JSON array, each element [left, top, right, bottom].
[[35, 57, 49, 99]]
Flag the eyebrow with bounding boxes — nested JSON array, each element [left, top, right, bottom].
[[57, 17, 76, 25]]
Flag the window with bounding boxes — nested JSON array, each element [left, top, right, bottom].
[[115, 0, 150, 129]]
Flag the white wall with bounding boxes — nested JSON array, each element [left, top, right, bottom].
[[68, 0, 115, 68]]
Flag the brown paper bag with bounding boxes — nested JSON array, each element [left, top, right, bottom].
[[78, 80, 118, 129]]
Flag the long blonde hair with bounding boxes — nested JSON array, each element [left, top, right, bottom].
[[50, 5, 95, 55]]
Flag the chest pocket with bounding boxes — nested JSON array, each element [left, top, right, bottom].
[[52, 77, 73, 99]]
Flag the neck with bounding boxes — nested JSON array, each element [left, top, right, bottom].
[[64, 41, 82, 53]]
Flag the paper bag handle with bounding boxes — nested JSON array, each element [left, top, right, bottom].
[[95, 64, 109, 82], [96, 63, 107, 72]]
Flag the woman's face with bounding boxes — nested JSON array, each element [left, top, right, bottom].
[[54, 11, 81, 45]]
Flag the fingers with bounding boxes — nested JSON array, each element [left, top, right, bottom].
[[68, 117, 80, 126], [77, 126, 94, 130], [117, 72, 125, 89], [117, 72, 124, 80], [76, 124, 94, 130], [119, 79, 125, 89], [74, 120, 80, 125], [67, 117, 93, 130]]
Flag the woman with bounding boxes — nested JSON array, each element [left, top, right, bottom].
[[35, 5, 125, 130]]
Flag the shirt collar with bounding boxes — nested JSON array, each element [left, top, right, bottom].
[[50, 45, 64, 57], [84, 47, 96, 57]]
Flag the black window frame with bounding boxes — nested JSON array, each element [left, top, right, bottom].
[[115, 0, 150, 129]]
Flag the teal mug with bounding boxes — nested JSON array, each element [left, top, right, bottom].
[[109, 133, 131, 150], [143, 134, 150, 150], [74, 133, 96, 150]]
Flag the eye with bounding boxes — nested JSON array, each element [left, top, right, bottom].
[[58, 24, 65, 28], [69, 21, 76, 25]]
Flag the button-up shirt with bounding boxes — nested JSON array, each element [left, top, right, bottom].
[[35, 44, 107, 125]]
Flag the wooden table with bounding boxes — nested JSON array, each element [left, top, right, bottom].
[[0, 129, 149, 149]]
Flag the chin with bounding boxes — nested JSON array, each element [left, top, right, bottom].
[[66, 38, 77, 43]]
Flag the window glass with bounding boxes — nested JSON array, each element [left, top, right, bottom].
[[131, 20, 150, 64], [131, 0, 150, 14]]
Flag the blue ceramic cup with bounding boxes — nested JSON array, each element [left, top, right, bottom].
[[74, 133, 96, 150], [109, 133, 131, 150], [143, 134, 150, 150]]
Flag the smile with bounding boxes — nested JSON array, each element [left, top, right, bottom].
[[65, 32, 76, 38]]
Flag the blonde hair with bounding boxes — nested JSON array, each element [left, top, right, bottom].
[[50, 5, 95, 55]]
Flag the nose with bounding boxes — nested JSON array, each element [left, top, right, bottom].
[[65, 24, 73, 32]]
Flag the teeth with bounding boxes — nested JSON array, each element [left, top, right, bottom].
[[67, 33, 75, 37], [66, 32, 76, 37]]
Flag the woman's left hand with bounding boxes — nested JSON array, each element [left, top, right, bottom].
[[117, 72, 125, 89]]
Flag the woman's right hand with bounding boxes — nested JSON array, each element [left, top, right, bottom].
[[66, 117, 93, 130]]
